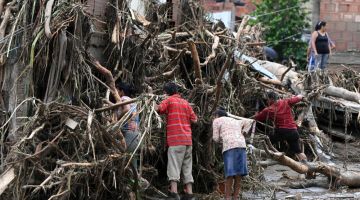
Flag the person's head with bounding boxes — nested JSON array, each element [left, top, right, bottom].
[[265, 91, 278, 105], [116, 82, 132, 97], [212, 108, 228, 119], [163, 82, 178, 96], [315, 21, 326, 31]]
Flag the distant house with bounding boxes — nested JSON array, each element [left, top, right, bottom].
[[201, 0, 257, 30]]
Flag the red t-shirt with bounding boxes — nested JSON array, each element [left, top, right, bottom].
[[255, 96, 302, 129], [158, 94, 197, 146]]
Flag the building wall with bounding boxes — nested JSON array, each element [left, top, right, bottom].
[[203, 0, 257, 17], [320, 0, 360, 51]]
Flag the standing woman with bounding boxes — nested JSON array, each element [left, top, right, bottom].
[[311, 21, 331, 71]]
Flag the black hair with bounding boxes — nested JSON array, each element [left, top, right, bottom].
[[163, 82, 178, 95], [213, 109, 228, 117], [265, 91, 278, 101], [116, 82, 132, 96], [315, 21, 326, 31]]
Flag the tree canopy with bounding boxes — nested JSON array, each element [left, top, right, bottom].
[[252, 0, 309, 68]]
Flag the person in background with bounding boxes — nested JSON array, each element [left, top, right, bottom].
[[255, 92, 308, 162], [116, 82, 149, 190], [264, 46, 278, 62], [310, 21, 333, 72], [307, 26, 335, 73], [155, 82, 198, 200], [212, 109, 255, 200]]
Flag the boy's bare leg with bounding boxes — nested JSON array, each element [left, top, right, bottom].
[[233, 175, 242, 199], [170, 181, 178, 193], [184, 183, 193, 194], [296, 153, 307, 162], [225, 176, 234, 199]]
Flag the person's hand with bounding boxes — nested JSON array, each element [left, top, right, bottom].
[[191, 119, 198, 124], [303, 97, 310, 104]]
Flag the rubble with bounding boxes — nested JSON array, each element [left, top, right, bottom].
[[0, 0, 359, 199]]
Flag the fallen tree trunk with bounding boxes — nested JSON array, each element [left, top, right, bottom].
[[324, 86, 360, 104], [262, 140, 360, 188], [318, 124, 355, 142]]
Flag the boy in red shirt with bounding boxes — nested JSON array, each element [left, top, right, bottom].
[[156, 82, 197, 200], [255, 92, 307, 162]]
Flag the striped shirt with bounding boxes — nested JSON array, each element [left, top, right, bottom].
[[158, 94, 197, 146]]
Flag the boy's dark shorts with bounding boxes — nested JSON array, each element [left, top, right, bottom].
[[270, 128, 302, 154]]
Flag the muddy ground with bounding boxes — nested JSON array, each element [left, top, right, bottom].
[[236, 141, 360, 200], [144, 141, 360, 200]]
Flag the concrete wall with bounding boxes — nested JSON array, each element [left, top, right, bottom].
[[320, 0, 360, 51], [203, 0, 257, 17]]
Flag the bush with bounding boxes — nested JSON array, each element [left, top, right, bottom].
[[252, 0, 309, 69]]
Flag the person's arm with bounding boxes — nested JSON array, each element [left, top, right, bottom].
[[255, 108, 269, 122], [328, 34, 336, 50], [241, 119, 256, 135], [330, 42, 336, 50], [156, 98, 169, 114], [311, 31, 318, 55], [121, 104, 131, 113], [189, 106, 198, 123], [286, 95, 304, 106], [212, 119, 220, 143]]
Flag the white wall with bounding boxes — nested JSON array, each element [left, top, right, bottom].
[[208, 11, 234, 30], [128, 0, 146, 16]]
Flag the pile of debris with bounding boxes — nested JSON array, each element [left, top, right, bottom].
[[0, 0, 359, 199]]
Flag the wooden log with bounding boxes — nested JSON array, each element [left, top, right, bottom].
[[235, 15, 250, 42], [0, 168, 15, 195], [263, 140, 360, 187], [144, 66, 179, 82], [92, 60, 121, 103], [323, 86, 360, 104], [318, 124, 355, 141], [258, 77, 282, 86], [44, 0, 55, 38], [188, 40, 203, 85], [157, 32, 191, 41], [258, 60, 304, 94], [201, 30, 220, 66], [0, 0, 4, 16], [95, 98, 138, 113], [211, 51, 232, 112], [262, 141, 308, 174]]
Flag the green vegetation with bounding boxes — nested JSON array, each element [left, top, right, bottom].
[[252, 0, 309, 68]]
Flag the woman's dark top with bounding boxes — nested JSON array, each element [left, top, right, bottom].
[[315, 31, 330, 54]]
